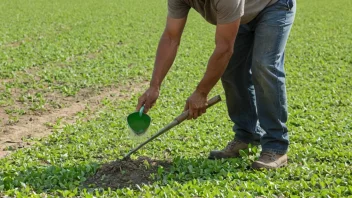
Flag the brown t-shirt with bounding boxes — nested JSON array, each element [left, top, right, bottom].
[[168, 0, 278, 25]]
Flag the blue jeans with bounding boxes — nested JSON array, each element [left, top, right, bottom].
[[221, 0, 296, 155]]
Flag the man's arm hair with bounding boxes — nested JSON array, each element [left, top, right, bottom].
[[196, 19, 241, 95], [150, 16, 187, 89]]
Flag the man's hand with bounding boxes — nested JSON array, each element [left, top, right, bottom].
[[136, 86, 160, 113], [184, 90, 208, 120]]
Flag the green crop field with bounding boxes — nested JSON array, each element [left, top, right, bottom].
[[0, 0, 351, 197]]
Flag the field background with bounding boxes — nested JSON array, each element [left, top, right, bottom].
[[0, 0, 351, 197]]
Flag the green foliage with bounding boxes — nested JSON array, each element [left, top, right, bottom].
[[0, 0, 351, 197]]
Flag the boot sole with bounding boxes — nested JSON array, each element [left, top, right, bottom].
[[252, 160, 288, 169], [208, 154, 240, 160]]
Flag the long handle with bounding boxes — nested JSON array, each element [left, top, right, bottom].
[[174, 95, 222, 123], [123, 95, 222, 160]]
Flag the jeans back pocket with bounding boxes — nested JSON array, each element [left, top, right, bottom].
[[286, 0, 294, 10]]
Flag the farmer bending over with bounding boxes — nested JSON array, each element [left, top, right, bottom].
[[136, 0, 296, 169]]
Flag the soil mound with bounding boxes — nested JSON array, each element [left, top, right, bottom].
[[84, 157, 172, 189]]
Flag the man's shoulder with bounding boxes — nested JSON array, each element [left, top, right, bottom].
[[168, 0, 191, 19], [215, 0, 245, 24]]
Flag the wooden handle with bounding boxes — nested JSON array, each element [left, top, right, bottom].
[[175, 95, 222, 123]]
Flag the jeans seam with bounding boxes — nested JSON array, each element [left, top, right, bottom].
[[276, 7, 286, 138], [245, 45, 255, 131]]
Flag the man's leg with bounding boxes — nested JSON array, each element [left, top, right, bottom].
[[250, 0, 296, 168], [209, 24, 262, 159], [221, 24, 263, 144]]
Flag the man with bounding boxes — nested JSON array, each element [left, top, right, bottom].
[[136, 0, 296, 169]]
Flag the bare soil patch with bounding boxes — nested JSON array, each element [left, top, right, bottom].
[[0, 151, 9, 158], [84, 157, 172, 190], [3, 41, 23, 48], [0, 82, 148, 157]]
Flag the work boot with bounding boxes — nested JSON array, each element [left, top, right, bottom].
[[208, 138, 248, 159], [252, 152, 288, 169]]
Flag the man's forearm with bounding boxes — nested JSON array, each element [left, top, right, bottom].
[[196, 47, 233, 95], [150, 34, 180, 89]]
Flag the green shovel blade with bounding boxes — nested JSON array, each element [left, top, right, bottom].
[[127, 111, 151, 135]]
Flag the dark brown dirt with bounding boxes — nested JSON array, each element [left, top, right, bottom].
[[84, 157, 172, 190]]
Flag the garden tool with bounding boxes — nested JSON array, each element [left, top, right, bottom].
[[123, 95, 222, 160]]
